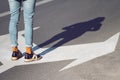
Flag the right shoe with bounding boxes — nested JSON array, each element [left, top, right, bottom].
[[24, 53, 42, 62], [11, 50, 23, 61]]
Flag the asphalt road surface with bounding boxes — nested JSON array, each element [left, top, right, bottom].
[[0, 0, 120, 80]]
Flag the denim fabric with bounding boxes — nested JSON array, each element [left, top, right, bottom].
[[8, 0, 36, 47]]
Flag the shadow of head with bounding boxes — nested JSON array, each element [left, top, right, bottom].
[[62, 17, 105, 32], [87, 17, 105, 31]]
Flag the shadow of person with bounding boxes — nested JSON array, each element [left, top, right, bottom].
[[33, 17, 105, 56]]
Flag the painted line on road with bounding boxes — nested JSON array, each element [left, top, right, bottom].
[[0, 0, 53, 18], [0, 32, 120, 73]]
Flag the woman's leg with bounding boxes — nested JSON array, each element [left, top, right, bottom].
[[8, 0, 22, 60], [23, 0, 36, 48], [8, 0, 21, 47], [23, 0, 42, 62]]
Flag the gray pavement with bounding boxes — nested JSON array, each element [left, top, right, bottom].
[[0, 0, 120, 80]]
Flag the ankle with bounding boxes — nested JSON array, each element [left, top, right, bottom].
[[12, 46, 18, 52], [26, 47, 32, 54]]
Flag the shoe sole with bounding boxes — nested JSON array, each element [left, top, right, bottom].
[[24, 59, 34, 62], [24, 57, 42, 62], [11, 57, 18, 61]]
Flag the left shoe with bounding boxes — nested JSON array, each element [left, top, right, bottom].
[[11, 50, 23, 61]]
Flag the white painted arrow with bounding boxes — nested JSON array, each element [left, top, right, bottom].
[[32, 32, 120, 71], [0, 30, 120, 73], [59, 32, 120, 71]]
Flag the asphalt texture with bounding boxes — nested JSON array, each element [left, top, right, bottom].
[[0, 0, 120, 80]]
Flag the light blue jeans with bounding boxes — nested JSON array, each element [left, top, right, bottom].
[[8, 0, 36, 47]]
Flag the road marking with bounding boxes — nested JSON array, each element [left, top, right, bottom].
[[36, 0, 53, 6], [0, 0, 53, 18], [0, 27, 119, 73], [60, 32, 120, 71], [0, 27, 40, 73], [0, 11, 9, 18]]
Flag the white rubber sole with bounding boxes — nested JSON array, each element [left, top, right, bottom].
[[11, 57, 18, 61]]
